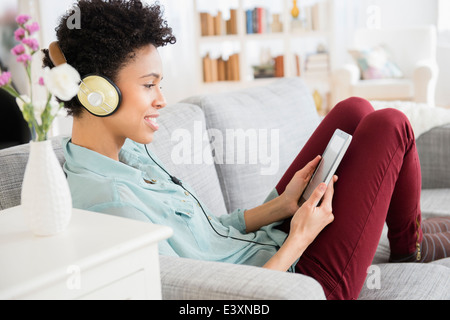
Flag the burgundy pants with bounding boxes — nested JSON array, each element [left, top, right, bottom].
[[276, 97, 423, 300]]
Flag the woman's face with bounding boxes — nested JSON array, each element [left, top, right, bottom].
[[106, 44, 166, 145]]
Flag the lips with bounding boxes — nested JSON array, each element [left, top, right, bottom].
[[144, 114, 159, 131]]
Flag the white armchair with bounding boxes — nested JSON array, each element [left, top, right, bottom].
[[331, 26, 439, 107]]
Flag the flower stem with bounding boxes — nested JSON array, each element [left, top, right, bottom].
[[0, 85, 21, 98]]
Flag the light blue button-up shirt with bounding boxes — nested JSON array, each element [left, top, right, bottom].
[[62, 137, 290, 268]]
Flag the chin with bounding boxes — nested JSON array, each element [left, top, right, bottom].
[[129, 132, 154, 145]]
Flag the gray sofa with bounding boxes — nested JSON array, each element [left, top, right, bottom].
[[1, 77, 449, 299]]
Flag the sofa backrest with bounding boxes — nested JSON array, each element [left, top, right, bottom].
[[183, 77, 320, 212], [147, 103, 229, 216]]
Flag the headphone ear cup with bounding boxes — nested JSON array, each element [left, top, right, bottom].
[[77, 75, 121, 117]]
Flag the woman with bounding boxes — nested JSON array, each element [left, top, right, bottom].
[[43, 0, 449, 300]]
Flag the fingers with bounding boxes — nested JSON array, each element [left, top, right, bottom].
[[300, 155, 321, 181], [308, 155, 321, 173], [308, 175, 337, 208], [309, 182, 327, 208], [321, 175, 337, 209]]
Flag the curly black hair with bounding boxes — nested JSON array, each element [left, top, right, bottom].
[[42, 0, 176, 117]]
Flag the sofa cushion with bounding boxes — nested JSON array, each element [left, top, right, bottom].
[[416, 124, 450, 189], [147, 103, 228, 216], [420, 189, 450, 218], [359, 259, 450, 300], [348, 46, 404, 80], [160, 256, 326, 300], [183, 77, 321, 211]]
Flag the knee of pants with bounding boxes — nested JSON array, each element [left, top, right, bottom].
[[361, 108, 415, 142], [333, 97, 374, 123]]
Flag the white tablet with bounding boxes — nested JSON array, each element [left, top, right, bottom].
[[300, 129, 352, 204]]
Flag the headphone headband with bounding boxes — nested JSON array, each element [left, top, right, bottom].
[[48, 41, 67, 66]]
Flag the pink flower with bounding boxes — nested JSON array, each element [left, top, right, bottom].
[[14, 28, 26, 41], [22, 38, 39, 51], [16, 53, 32, 66], [38, 77, 45, 86], [15, 14, 31, 25], [11, 44, 25, 56], [0, 71, 12, 86], [25, 22, 40, 35]]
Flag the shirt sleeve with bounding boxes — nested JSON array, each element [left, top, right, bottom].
[[217, 208, 247, 233]]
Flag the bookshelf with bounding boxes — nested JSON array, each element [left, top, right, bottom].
[[194, 0, 334, 112]]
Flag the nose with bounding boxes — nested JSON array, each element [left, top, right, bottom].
[[153, 86, 167, 110]]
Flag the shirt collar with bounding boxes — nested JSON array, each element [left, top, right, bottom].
[[62, 137, 144, 182]]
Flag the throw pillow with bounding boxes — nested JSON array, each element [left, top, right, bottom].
[[348, 45, 403, 80]]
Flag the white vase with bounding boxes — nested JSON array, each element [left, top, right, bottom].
[[21, 140, 72, 236]]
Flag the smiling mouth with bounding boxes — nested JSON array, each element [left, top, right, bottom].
[[144, 115, 159, 131]]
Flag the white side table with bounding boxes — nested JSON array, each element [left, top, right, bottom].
[[0, 206, 173, 300]]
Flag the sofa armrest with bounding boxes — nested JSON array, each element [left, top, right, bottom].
[[413, 60, 439, 105], [332, 64, 360, 85], [416, 124, 450, 189], [159, 256, 325, 300], [331, 64, 360, 106]]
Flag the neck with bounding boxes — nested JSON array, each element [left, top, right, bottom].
[[71, 114, 124, 161]]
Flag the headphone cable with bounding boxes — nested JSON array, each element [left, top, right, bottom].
[[144, 144, 279, 248]]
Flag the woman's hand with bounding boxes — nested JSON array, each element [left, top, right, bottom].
[[287, 176, 336, 251], [263, 176, 336, 271], [243, 155, 326, 234], [280, 155, 322, 216]]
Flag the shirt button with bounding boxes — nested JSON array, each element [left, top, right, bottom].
[[184, 191, 190, 196], [144, 179, 156, 184]]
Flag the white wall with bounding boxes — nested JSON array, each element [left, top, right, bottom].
[[35, 0, 199, 107], [156, 0, 200, 105]]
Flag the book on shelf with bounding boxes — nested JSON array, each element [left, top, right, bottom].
[[202, 53, 240, 83], [214, 11, 223, 35], [200, 12, 214, 36], [200, 9, 237, 36], [246, 7, 280, 34], [311, 2, 328, 32], [295, 54, 301, 77], [303, 52, 329, 78], [228, 9, 238, 35], [245, 9, 253, 34], [291, 2, 328, 32], [274, 55, 284, 78]]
